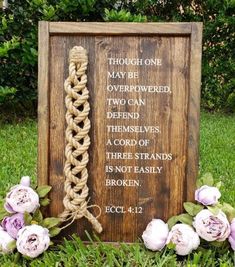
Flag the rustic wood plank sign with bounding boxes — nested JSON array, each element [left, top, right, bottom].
[[38, 22, 202, 242]]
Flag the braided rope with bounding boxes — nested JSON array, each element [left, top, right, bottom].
[[59, 46, 102, 233]]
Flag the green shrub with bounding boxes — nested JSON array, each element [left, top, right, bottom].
[[0, 0, 116, 114], [0, 86, 16, 104], [200, 1, 235, 112], [0, 0, 234, 113]]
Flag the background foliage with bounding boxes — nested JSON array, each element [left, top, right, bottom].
[[0, 0, 235, 113]]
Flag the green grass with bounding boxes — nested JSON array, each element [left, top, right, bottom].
[[0, 235, 234, 267], [0, 111, 234, 266], [0, 119, 37, 198], [200, 112, 235, 205]]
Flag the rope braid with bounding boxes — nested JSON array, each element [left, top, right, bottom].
[[59, 46, 102, 233]]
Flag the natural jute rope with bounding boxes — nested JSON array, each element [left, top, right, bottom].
[[59, 46, 102, 233]]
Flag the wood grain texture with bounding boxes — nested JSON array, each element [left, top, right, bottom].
[[186, 23, 203, 201], [49, 22, 192, 35], [38, 22, 202, 243], [49, 36, 67, 222], [38, 21, 49, 186]]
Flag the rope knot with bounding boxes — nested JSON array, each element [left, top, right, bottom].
[[69, 46, 88, 64]]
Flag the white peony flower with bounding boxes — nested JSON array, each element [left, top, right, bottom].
[[5, 184, 39, 213], [195, 185, 221, 206], [193, 209, 230, 242], [142, 219, 169, 251], [0, 226, 15, 254], [16, 225, 50, 258], [167, 224, 200, 256]]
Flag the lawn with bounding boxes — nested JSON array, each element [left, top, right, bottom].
[[0, 111, 234, 266]]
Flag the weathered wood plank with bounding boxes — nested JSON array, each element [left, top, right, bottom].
[[48, 36, 67, 219], [49, 22, 192, 35], [38, 21, 49, 186], [186, 22, 203, 202]]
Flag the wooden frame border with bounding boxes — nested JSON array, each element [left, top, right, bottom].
[[48, 22, 192, 35], [186, 23, 202, 201], [38, 22, 202, 204], [38, 21, 50, 186]]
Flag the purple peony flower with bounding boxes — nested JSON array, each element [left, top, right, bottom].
[[195, 185, 221, 206], [229, 218, 235, 250], [167, 224, 200, 256], [2, 213, 25, 239], [193, 209, 230, 242], [4, 184, 39, 214], [16, 225, 50, 258]]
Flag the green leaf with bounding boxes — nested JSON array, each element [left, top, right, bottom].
[[32, 208, 43, 223], [24, 212, 33, 225], [221, 203, 235, 221], [23, 255, 33, 260], [215, 181, 222, 189], [200, 172, 214, 186], [0, 202, 6, 213], [207, 205, 220, 215], [167, 215, 179, 229], [104, 8, 147, 22], [0, 201, 8, 220], [0, 86, 17, 103], [49, 227, 61, 237], [210, 241, 225, 247], [183, 202, 204, 216], [0, 210, 8, 221], [196, 179, 203, 188], [167, 241, 176, 250], [177, 213, 193, 226], [7, 240, 16, 250], [36, 185, 52, 198], [42, 217, 61, 229], [40, 198, 50, 207], [0, 36, 20, 57], [14, 252, 21, 264]]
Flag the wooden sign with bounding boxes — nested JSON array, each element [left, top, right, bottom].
[[38, 22, 202, 242]]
